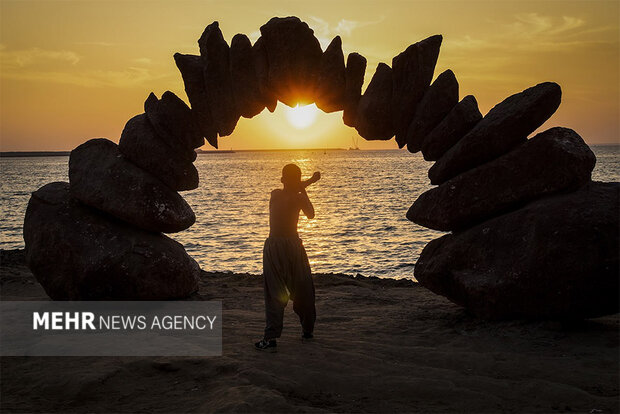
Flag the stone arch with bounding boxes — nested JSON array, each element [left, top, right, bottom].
[[23, 16, 618, 319]]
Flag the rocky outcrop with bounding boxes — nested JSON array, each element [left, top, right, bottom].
[[230, 33, 265, 118], [343, 52, 367, 127], [421, 95, 482, 161], [23, 182, 200, 300], [392, 35, 442, 148], [144, 91, 204, 151], [408, 127, 596, 231], [199, 21, 239, 136], [406, 69, 459, 153], [414, 181, 619, 320], [252, 36, 277, 113], [315, 36, 346, 113], [173, 53, 218, 148], [428, 82, 562, 184], [354, 63, 393, 140], [69, 139, 195, 233], [118, 114, 199, 191], [259, 16, 323, 107]]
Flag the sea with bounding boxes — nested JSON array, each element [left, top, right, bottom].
[[1, 147, 618, 279]]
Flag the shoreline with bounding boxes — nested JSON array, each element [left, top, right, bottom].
[[1, 248, 618, 413]]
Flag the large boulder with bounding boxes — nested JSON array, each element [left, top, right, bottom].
[[406, 69, 459, 153], [355, 63, 393, 140], [414, 181, 619, 320], [314, 36, 346, 113], [118, 114, 199, 191], [69, 139, 195, 233], [173, 53, 218, 148], [230, 33, 265, 118], [391, 35, 442, 148], [342, 52, 367, 127], [198, 21, 239, 136], [259, 16, 323, 107], [144, 91, 204, 151], [23, 182, 200, 300], [428, 82, 562, 184], [252, 36, 277, 113], [421, 95, 482, 161], [408, 127, 596, 231]]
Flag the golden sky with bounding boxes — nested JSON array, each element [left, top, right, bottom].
[[1, 0, 618, 151]]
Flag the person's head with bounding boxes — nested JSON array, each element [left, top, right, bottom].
[[281, 163, 302, 189]]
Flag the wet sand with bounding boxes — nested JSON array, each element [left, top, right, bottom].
[[1, 249, 618, 413]]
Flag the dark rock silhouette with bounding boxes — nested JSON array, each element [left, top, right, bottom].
[[21, 17, 618, 315], [406, 69, 459, 153], [355, 63, 393, 140], [230, 33, 265, 118], [173, 53, 218, 148], [24, 182, 200, 300], [252, 36, 277, 113], [259, 16, 323, 107], [414, 181, 619, 320], [429, 82, 562, 184], [392, 35, 442, 148], [421, 95, 482, 161], [144, 91, 204, 151], [69, 139, 196, 233], [408, 127, 595, 231], [119, 114, 199, 191], [199, 21, 239, 136], [315, 36, 346, 113], [343, 52, 367, 127]]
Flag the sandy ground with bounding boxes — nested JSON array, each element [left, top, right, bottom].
[[1, 249, 618, 413]]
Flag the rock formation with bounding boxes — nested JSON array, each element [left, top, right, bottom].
[[315, 36, 346, 113], [343, 52, 367, 127], [230, 33, 265, 118], [414, 182, 619, 320], [405, 69, 459, 153], [408, 127, 596, 231], [391, 35, 442, 148], [421, 95, 482, 161], [259, 16, 323, 107], [21, 17, 618, 316], [69, 138, 196, 234], [428, 82, 562, 184], [24, 182, 200, 300], [354, 63, 394, 140], [198, 21, 239, 137]]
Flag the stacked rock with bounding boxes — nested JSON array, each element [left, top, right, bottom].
[[23, 92, 204, 300], [404, 82, 618, 320], [22, 16, 618, 313]]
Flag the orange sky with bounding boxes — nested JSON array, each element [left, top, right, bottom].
[[0, 0, 618, 151]]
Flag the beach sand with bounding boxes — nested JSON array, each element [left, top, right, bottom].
[[1, 249, 618, 413]]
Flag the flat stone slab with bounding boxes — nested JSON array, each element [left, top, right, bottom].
[[408, 127, 596, 231], [69, 138, 195, 233]]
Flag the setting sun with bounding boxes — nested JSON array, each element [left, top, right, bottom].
[[285, 104, 319, 129]]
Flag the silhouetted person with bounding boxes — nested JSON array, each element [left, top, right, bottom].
[[255, 164, 320, 351]]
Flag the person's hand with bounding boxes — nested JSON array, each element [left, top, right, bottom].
[[311, 171, 321, 182]]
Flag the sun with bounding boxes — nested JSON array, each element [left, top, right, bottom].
[[285, 103, 319, 129]]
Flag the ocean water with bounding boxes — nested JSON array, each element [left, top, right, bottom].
[[1, 147, 618, 279]]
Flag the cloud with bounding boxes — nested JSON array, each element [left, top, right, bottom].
[[73, 41, 115, 47], [132, 57, 152, 65], [0, 45, 81, 68], [446, 13, 617, 54], [1, 66, 169, 88], [308, 16, 385, 49]]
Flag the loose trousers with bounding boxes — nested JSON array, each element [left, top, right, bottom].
[[262, 236, 316, 339]]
